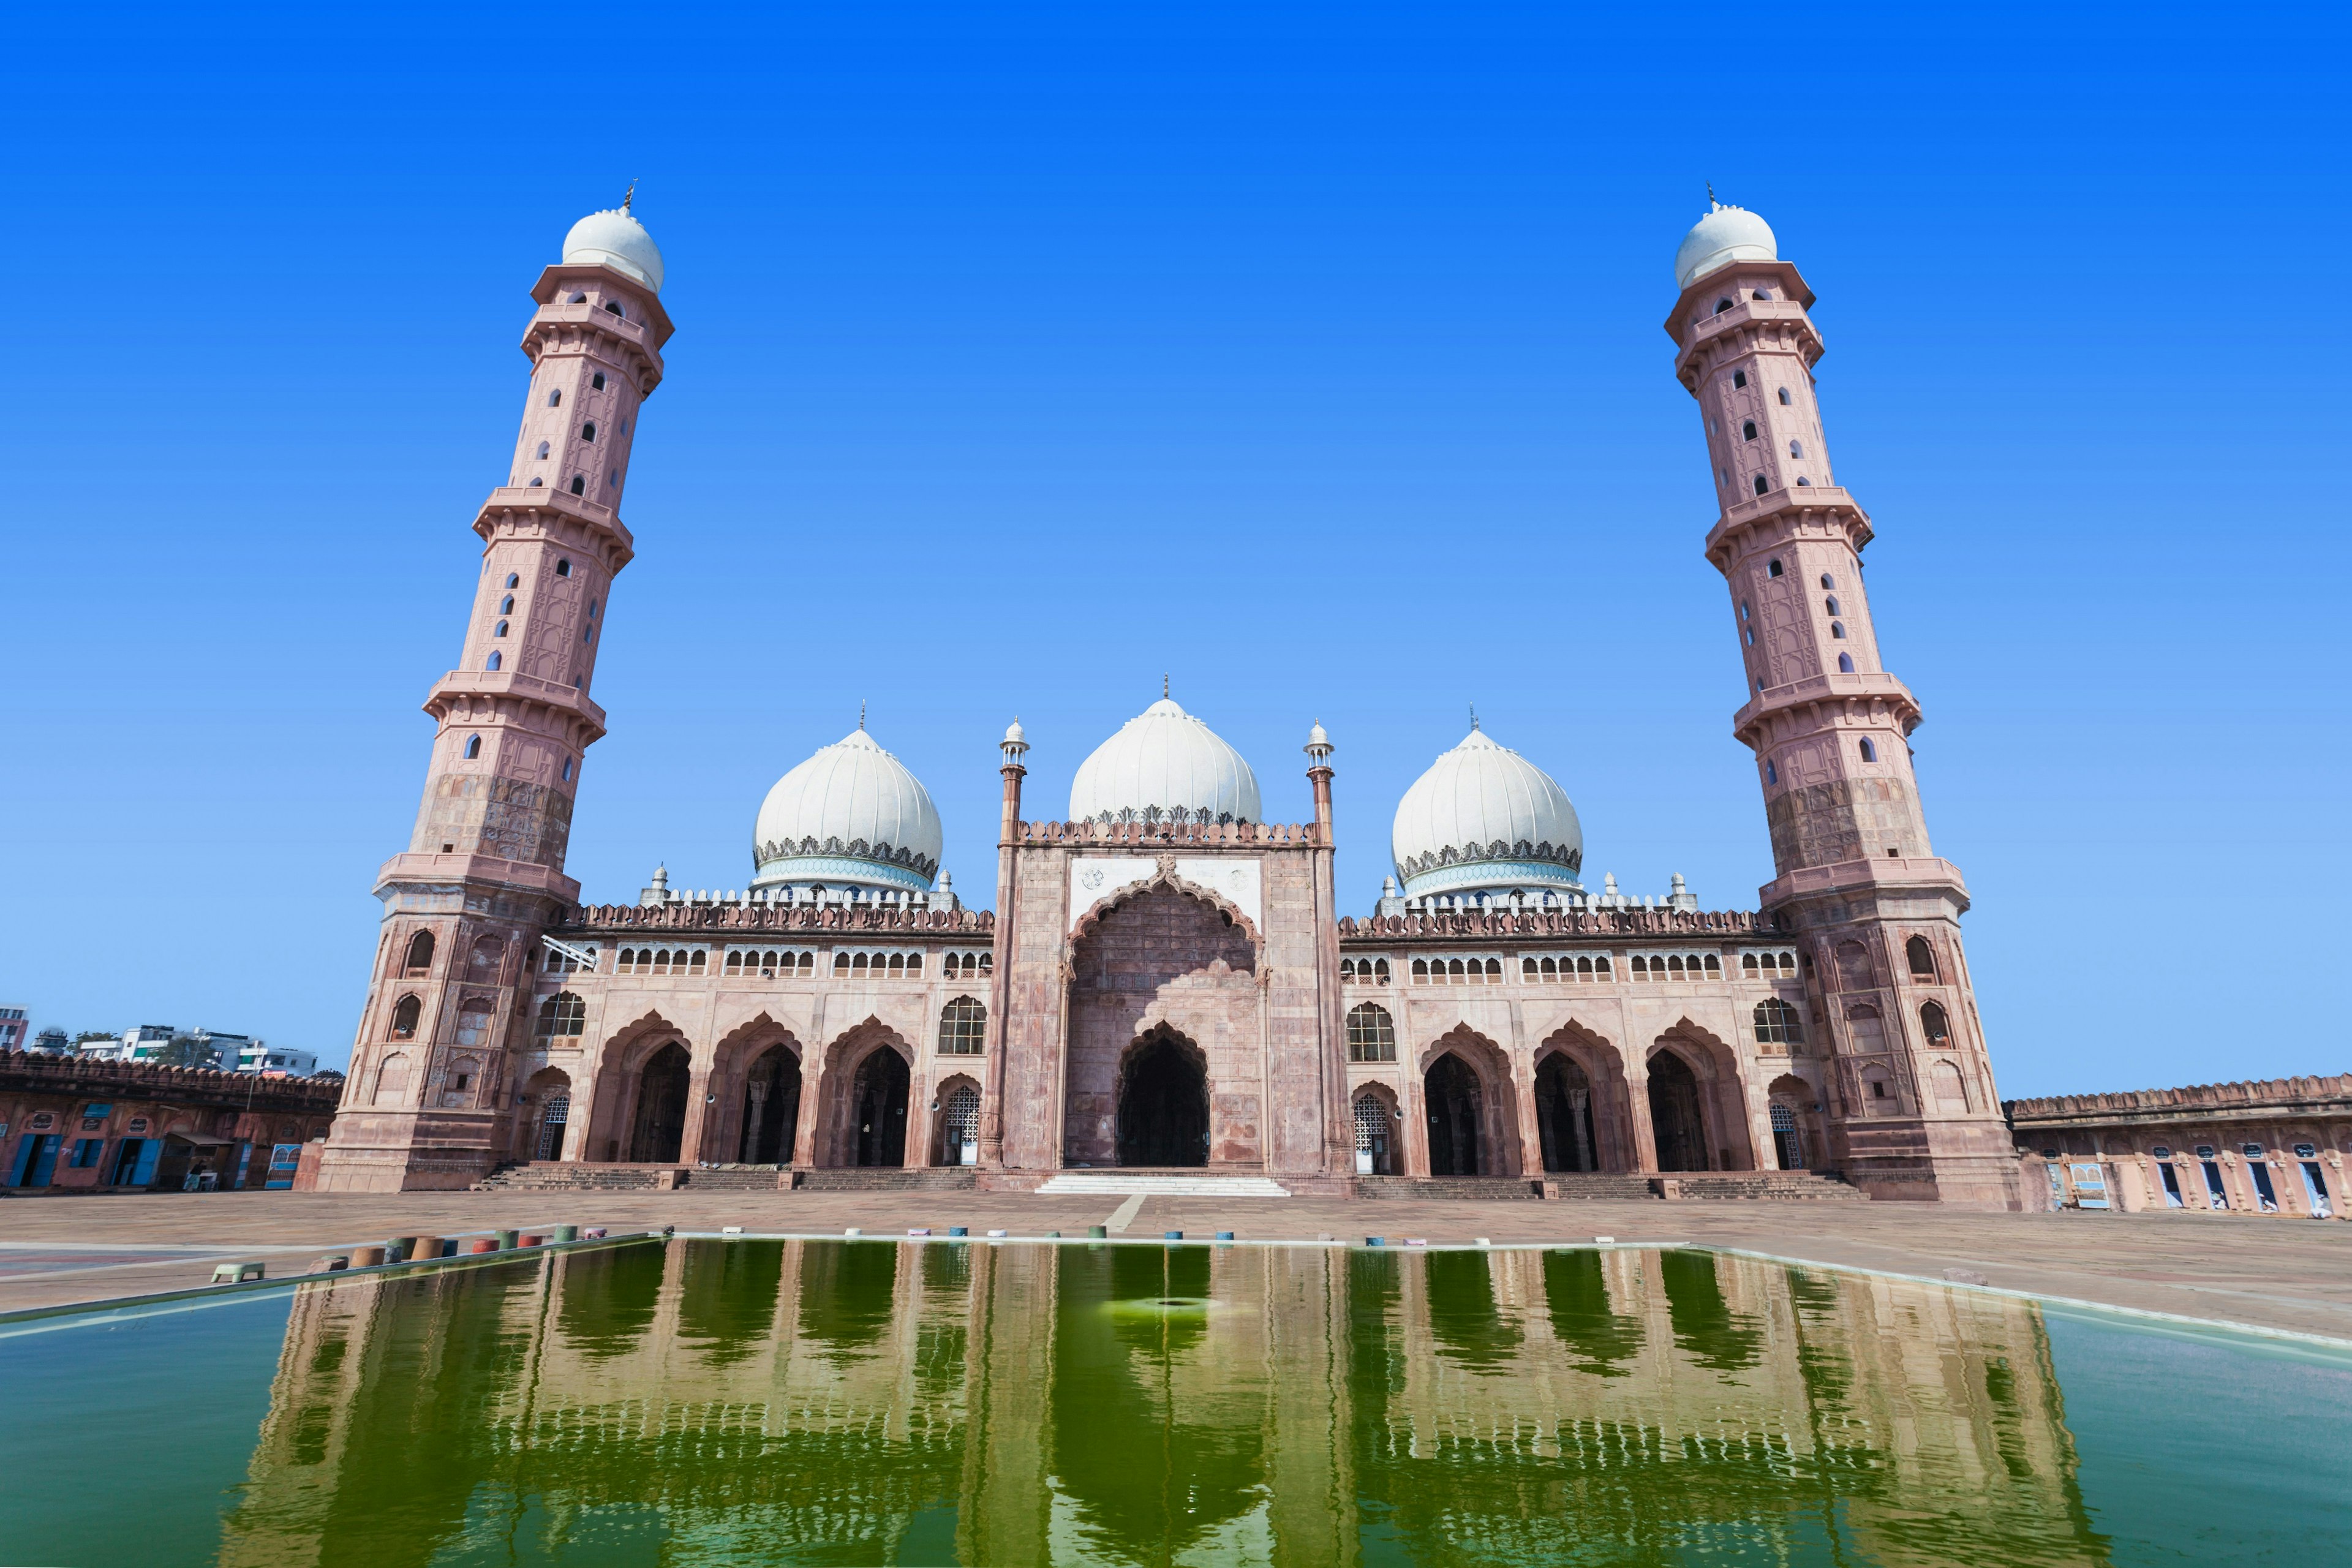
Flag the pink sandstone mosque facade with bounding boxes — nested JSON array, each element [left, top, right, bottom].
[[314, 198, 2025, 1210]]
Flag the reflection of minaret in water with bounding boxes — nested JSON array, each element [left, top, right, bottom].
[[317, 199, 674, 1192], [1666, 198, 2019, 1208]]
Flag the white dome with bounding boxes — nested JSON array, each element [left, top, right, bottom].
[[752, 728, 943, 892], [1068, 699, 1262, 825], [562, 206, 665, 293], [1674, 202, 1777, 290], [1391, 726, 1584, 899]]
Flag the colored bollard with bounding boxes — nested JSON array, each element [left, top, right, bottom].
[[907, 1227, 932, 1237], [1044, 1230, 1061, 1239], [466, 1238, 499, 1254], [986, 1228, 1009, 1238], [843, 1227, 862, 1238], [518, 1234, 544, 1248], [947, 1226, 969, 1238], [1164, 1230, 1183, 1241], [416, 1237, 447, 1261], [552, 1224, 579, 1245], [351, 1246, 386, 1267], [382, 1240, 410, 1264], [583, 1226, 607, 1239], [1216, 1231, 1235, 1242], [211, 1262, 265, 1284], [1365, 1237, 1385, 1247], [495, 1230, 518, 1250], [1087, 1226, 1106, 1239]]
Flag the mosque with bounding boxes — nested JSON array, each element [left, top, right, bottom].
[[313, 195, 2022, 1208]]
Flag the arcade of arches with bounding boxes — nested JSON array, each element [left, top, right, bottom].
[[1117, 1027, 1210, 1167]]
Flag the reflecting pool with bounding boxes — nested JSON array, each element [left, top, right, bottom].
[[1, 1238, 2345, 1565]]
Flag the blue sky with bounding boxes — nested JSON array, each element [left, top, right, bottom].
[[2, 2, 2343, 1095]]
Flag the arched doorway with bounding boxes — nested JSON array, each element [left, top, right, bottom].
[[1352, 1088, 1398, 1175], [934, 1079, 981, 1166], [1425, 1052, 1482, 1176], [629, 1043, 691, 1163], [738, 1046, 802, 1164], [850, 1047, 909, 1167], [1116, 1028, 1208, 1167], [1536, 1055, 1597, 1172], [1647, 1050, 1708, 1171], [519, 1068, 571, 1161]]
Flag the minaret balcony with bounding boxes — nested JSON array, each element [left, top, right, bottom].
[[424, 669, 609, 740], [1760, 854, 1971, 917], [1705, 484, 1872, 568], [472, 487, 636, 566], [1675, 300, 1824, 381], [1733, 671, 1920, 747], [374, 848, 581, 905]]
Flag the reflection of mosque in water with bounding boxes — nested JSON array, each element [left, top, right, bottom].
[[221, 1242, 2108, 1566]]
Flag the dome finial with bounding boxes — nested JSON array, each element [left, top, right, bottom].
[[1163, 673, 1170, 699], [622, 178, 637, 214], [858, 699, 866, 731], [1706, 179, 1719, 211], [1469, 701, 1479, 732]]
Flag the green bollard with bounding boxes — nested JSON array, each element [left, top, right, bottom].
[[552, 1224, 580, 1244], [495, 1229, 518, 1250], [1088, 1225, 1107, 1240]]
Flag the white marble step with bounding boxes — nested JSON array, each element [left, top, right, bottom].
[[1036, 1173, 1292, 1198]]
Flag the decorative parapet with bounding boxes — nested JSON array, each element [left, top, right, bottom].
[[0, 1051, 344, 1112], [2006, 1074, 2352, 1126], [561, 903, 995, 936], [1014, 818, 1323, 848], [1338, 908, 1765, 944]]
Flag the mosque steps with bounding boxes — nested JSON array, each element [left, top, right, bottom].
[[1355, 1177, 1548, 1200], [1541, 1174, 1662, 1200], [1664, 1172, 1869, 1201], [1035, 1172, 1292, 1198], [791, 1167, 981, 1193]]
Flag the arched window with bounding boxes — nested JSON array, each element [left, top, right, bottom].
[[1411, 959, 1429, 982], [1739, 600, 1750, 621], [387, 993, 423, 1042], [937, 996, 987, 1055], [1838, 654, 1855, 673], [1920, 1000, 1952, 1044], [1859, 738, 1878, 763], [1753, 998, 1805, 1044], [505, 573, 519, 589], [402, 930, 435, 975], [533, 992, 585, 1041], [1825, 596, 1841, 615], [467, 935, 502, 979], [1485, 958, 1502, 981], [568, 292, 587, 303], [1795, 477, 1809, 486], [1765, 761, 1778, 785], [1754, 475, 1768, 496], [1714, 298, 1733, 314], [547, 389, 562, 407], [1778, 387, 1792, 405], [1732, 371, 1747, 389], [556, 559, 572, 577], [1820, 573, 1835, 589], [372, 1051, 410, 1104], [569, 475, 585, 494], [1767, 558, 1784, 578], [1907, 935, 1939, 981], [462, 735, 480, 760], [605, 301, 624, 318], [1830, 622, 1845, 639], [485, 650, 502, 671], [581, 421, 597, 442], [500, 594, 515, 613], [1752, 289, 1771, 301], [560, 757, 573, 782], [1742, 420, 1757, 440], [1522, 958, 1538, 979], [535, 440, 550, 459], [528, 477, 544, 487], [1789, 440, 1803, 458], [1931, 1058, 1969, 1107], [591, 372, 607, 391], [1346, 1003, 1397, 1063], [494, 620, 508, 636]]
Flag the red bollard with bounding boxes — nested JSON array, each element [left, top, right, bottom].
[[467, 1238, 498, 1254]]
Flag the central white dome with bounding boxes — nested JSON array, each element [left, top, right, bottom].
[[1674, 201, 1777, 290], [562, 205, 665, 293], [1068, 699, 1262, 825], [1392, 725, 1583, 899], [752, 728, 942, 893]]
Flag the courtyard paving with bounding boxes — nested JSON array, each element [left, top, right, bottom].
[[2, 1189, 2346, 1341]]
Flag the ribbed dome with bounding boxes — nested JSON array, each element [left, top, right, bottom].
[[1391, 726, 1583, 899], [751, 728, 943, 893], [562, 205, 665, 292], [1068, 699, 1262, 826], [1674, 201, 1777, 290]]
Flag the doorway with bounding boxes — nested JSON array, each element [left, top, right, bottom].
[[1352, 1091, 1395, 1175], [1535, 1055, 1598, 1172], [1425, 1053, 1482, 1176], [850, 1048, 910, 1167], [1647, 1050, 1708, 1171], [739, 1047, 802, 1164], [1770, 1103, 1805, 1170], [628, 1043, 691, 1163], [1115, 1028, 1208, 1167]]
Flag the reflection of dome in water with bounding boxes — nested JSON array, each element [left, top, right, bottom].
[[1390, 723, 1583, 899], [751, 726, 943, 893], [1068, 698, 1262, 825]]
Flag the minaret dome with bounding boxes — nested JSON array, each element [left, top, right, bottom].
[[1674, 200, 1777, 290], [562, 205, 665, 293]]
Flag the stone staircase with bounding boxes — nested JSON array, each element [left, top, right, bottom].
[[1036, 1172, 1292, 1198], [1543, 1173, 1660, 1200], [791, 1167, 980, 1193], [1354, 1176, 1547, 1201], [475, 1162, 671, 1193], [1664, 1171, 1869, 1201], [688, 1166, 789, 1191]]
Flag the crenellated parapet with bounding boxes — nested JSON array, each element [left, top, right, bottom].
[[2008, 1074, 2352, 1124], [561, 902, 995, 936], [1338, 907, 1765, 943], [0, 1050, 343, 1112], [1014, 818, 1325, 848]]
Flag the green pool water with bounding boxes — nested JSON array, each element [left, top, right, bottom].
[[1, 1238, 2343, 1566]]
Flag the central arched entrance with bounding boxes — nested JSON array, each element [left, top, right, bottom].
[[628, 1042, 691, 1163], [850, 1047, 910, 1166], [1116, 1027, 1208, 1167], [1425, 1052, 1482, 1176], [1647, 1049, 1709, 1171], [738, 1046, 802, 1164], [1536, 1054, 1598, 1172]]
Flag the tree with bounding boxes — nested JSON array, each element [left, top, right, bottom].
[[72, 1030, 114, 1044], [153, 1035, 219, 1069]]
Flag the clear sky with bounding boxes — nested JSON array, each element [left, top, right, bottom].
[[2, 3, 2344, 1095]]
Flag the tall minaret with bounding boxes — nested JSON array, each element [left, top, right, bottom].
[[1665, 200, 2018, 1210], [317, 200, 673, 1192]]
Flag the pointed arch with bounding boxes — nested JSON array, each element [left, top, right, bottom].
[[1415, 1025, 1522, 1177], [1532, 1020, 1635, 1172], [812, 1017, 915, 1168], [1068, 862, 1263, 954], [1646, 1018, 1759, 1171], [706, 1014, 802, 1167]]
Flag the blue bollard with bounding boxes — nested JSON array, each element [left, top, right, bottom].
[[1164, 1230, 1183, 1241], [1215, 1231, 1235, 1241], [1366, 1236, 1385, 1247], [948, 1226, 969, 1237]]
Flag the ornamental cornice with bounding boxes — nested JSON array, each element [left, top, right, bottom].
[[521, 312, 664, 395], [1675, 306, 1825, 390], [1662, 258, 1815, 347], [471, 489, 635, 570], [2006, 1072, 2352, 1125], [529, 262, 675, 346], [1733, 672, 1921, 747], [1014, 818, 1323, 849], [558, 903, 995, 937], [423, 670, 608, 744], [1395, 838, 1582, 880], [1337, 907, 1765, 943]]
